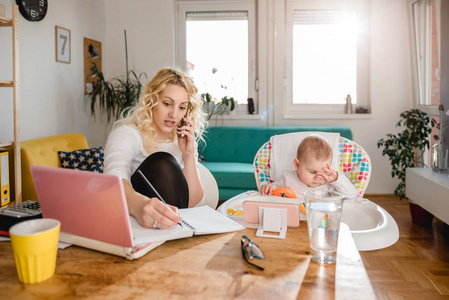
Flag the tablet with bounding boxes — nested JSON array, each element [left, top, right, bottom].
[[242, 201, 300, 227]]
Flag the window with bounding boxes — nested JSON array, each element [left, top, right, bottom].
[[292, 10, 357, 105], [176, 1, 257, 113], [410, 0, 440, 113], [410, 0, 445, 166], [186, 12, 248, 103], [285, 0, 369, 115]]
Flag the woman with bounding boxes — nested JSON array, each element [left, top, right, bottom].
[[104, 68, 207, 229]]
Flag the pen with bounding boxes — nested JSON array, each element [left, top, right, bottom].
[[137, 170, 183, 228]]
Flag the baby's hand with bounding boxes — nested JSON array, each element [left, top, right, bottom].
[[259, 184, 274, 196], [320, 164, 338, 183]]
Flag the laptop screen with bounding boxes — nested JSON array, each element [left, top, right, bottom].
[[30, 165, 134, 247]]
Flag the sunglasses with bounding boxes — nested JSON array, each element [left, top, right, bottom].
[[241, 235, 265, 271]]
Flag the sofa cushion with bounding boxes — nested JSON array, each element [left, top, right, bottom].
[[58, 147, 104, 173], [21, 133, 90, 202], [199, 126, 353, 164], [202, 162, 256, 190], [219, 188, 253, 201]]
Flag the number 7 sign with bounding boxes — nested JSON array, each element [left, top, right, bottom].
[[55, 26, 71, 63]]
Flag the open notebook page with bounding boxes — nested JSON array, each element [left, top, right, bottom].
[[130, 217, 193, 245], [130, 206, 244, 245], [179, 206, 244, 234]]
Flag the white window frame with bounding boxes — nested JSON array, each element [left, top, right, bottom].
[[284, 0, 370, 116], [176, 0, 258, 115], [409, 0, 441, 116]]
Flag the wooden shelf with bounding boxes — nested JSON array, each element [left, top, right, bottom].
[[0, 141, 14, 148], [0, 16, 12, 26], [0, 4, 21, 204], [0, 80, 13, 87]]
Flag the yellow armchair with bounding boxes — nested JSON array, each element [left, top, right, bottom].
[[21, 133, 89, 201]]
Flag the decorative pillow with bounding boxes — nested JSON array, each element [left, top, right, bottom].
[[58, 147, 104, 173]]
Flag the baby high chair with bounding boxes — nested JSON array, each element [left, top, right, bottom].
[[253, 133, 371, 198], [250, 133, 401, 252]]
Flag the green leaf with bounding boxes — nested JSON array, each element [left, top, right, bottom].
[[377, 108, 438, 199], [85, 34, 147, 122]]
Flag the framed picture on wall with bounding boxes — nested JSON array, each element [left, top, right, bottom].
[[83, 38, 102, 94], [55, 26, 71, 63]]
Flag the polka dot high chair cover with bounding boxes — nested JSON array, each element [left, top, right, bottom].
[[253, 137, 371, 198]]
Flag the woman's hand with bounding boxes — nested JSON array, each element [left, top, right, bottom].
[[123, 181, 181, 229], [137, 198, 182, 229], [176, 117, 205, 207], [177, 117, 195, 158]]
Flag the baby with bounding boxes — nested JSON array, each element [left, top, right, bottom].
[[259, 134, 358, 199]]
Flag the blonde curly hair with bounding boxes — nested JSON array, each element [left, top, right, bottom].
[[115, 68, 207, 153]]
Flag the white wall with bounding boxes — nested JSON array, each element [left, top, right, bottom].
[[104, 0, 175, 80], [363, 0, 415, 194], [0, 0, 110, 147], [0, 0, 418, 195]]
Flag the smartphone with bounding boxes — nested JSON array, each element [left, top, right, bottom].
[[178, 104, 190, 137], [242, 201, 300, 227]]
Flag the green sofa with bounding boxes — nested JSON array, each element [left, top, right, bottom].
[[199, 126, 353, 201]]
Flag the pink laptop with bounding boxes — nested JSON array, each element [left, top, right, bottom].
[[30, 165, 164, 260]]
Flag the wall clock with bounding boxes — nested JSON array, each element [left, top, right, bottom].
[[16, 0, 48, 22]]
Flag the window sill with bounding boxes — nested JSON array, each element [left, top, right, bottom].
[[283, 113, 373, 120], [212, 113, 262, 120]]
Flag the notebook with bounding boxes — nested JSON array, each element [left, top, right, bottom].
[[30, 165, 244, 260], [131, 206, 245, 245]]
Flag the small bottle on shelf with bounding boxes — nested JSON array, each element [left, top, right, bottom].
[[345, 94, 353, 114]]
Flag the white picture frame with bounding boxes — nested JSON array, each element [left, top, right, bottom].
[[55, 26, 71, 63]]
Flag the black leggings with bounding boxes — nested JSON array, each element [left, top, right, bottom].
[[130, 152, 189, 208]]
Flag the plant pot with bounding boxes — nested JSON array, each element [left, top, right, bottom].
[[409, 202, 434, 227]]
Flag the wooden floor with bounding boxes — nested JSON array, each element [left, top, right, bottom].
[[361, 195, 449, 300]]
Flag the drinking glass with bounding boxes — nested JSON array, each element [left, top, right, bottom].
[[304, 190, 344, 264]]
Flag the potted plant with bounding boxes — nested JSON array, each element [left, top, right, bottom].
[[86, 30, 147, 122], [200, 92, 235, 122], [377, 109, 438, 225]]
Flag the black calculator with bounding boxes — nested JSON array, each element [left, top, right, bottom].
[[0, 200, 43, 236], [1, 200, 42, 218]]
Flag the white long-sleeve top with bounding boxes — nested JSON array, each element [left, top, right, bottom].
[[263, 170, 359, 200], [104, 125, 200, 183]]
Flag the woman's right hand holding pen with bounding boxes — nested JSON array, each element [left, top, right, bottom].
[[123, 180, 181, 229], [139, 198, 182, 229]]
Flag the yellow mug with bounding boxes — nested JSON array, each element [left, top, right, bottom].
[[9, 218, 60, 284]]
